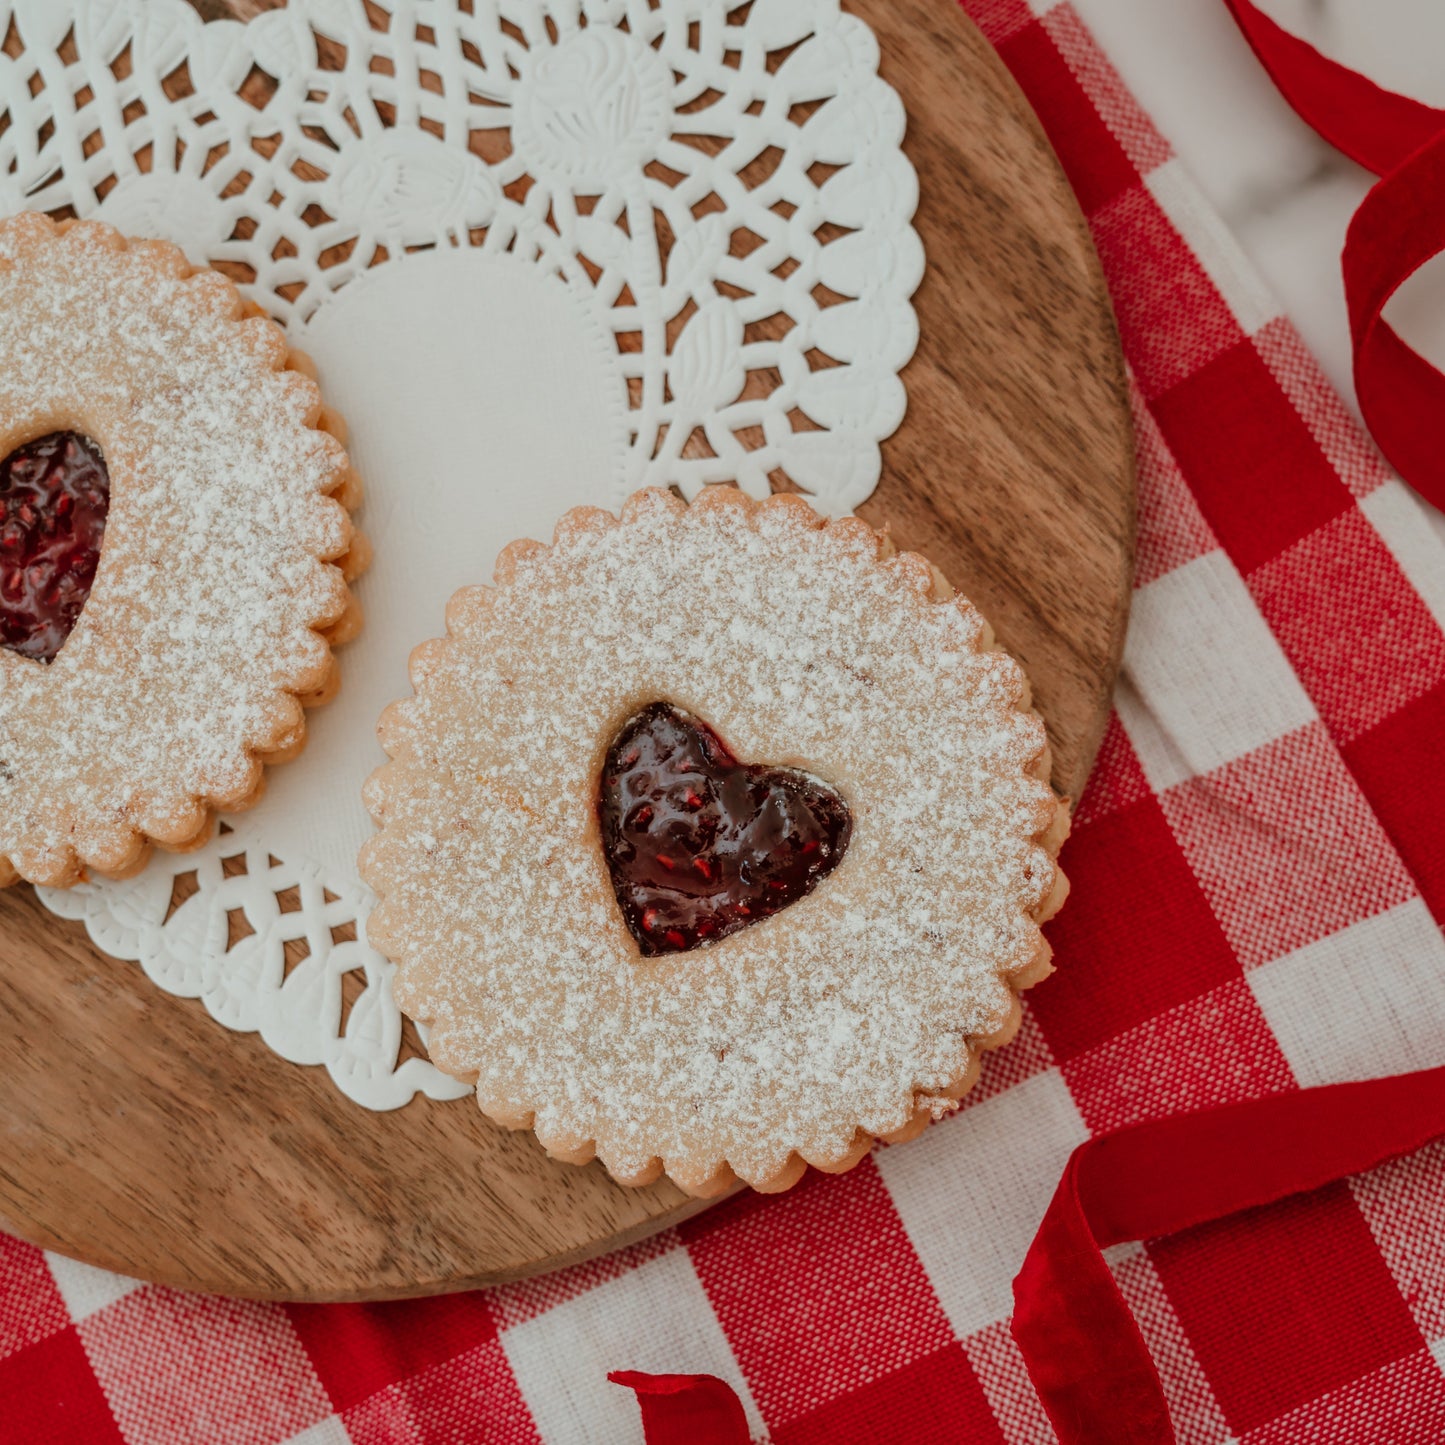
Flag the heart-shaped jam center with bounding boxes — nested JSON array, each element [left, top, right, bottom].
[[0, 431, 110, 662], [599, 703, 851, 956]]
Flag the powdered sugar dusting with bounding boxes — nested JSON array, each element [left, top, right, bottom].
[[0, 215, 350, 882], [362, 489, 1061, 1191]]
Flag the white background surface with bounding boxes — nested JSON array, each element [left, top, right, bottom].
[[1071, 0, 1445, 551]]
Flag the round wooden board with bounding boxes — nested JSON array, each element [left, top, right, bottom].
[[0, 0, 1133, 1301]]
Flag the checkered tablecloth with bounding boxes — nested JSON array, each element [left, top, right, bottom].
[[6, 2, 1445, 1441]]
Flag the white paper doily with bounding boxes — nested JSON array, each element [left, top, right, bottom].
[[11, 0, 924, 1108]]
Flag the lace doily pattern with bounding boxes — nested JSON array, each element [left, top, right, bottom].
[[43, 826, 468, 1108], [1, 0, 920, 513], [14, 0, 924, 1110]]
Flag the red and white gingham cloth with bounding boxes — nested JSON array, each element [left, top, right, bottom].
[[6, 2, 1445, 1440]]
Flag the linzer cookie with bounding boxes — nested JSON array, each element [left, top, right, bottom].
[[0, 212, 366, 887], [359, 486, 1067, 1196]]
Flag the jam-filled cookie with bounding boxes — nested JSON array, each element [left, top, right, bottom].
[[360, 487, 1067, 1196], [0, 213, 366, 887]]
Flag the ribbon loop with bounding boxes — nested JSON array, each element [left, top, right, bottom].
[[1222, 0, 1445, 513], [1013, 1067, 1445, 1444]]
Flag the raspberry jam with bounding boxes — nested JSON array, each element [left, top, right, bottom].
[[599, 703, 851, 956], [0, 431, 110, 662]]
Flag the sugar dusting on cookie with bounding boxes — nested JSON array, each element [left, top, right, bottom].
[[361, 488, 1066, 1194], [0, 214, 354, 882]]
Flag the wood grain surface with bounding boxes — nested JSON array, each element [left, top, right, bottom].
[[0, 0, 1133, 1300]]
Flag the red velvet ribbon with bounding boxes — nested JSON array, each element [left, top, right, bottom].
[[1222, 0, 1445, 511], [613, 1071, 1445, 1445], [609, 1370, 751, 1444], [1013, 1066, 1445, 1443]]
